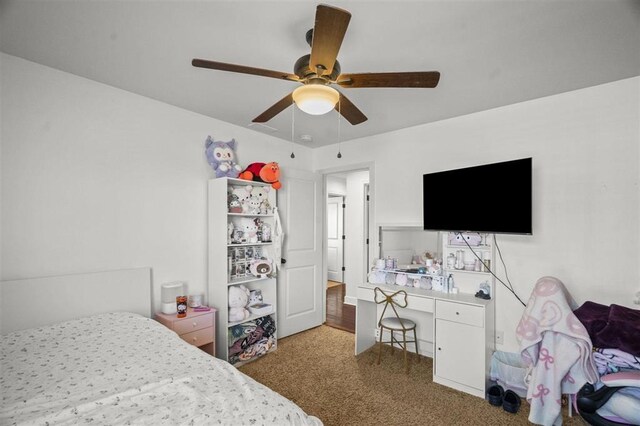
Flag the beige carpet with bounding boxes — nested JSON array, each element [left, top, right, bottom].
[[240, 325, 584, 426]]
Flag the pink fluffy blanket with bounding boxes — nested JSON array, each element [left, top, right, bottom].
[[517, 277, 598, 425]]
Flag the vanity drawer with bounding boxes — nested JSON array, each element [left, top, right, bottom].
[[173, 312, 214, 335], [357, 286, 434, 313], [180, 326, 214, 347], [357, 286, 376, 302], [436, 300, 484, 327], [406, 295, 434, 313]]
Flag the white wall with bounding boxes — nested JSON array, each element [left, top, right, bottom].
[[326, 175, 346, 196], [0, 54, 313, 313], [3, 52, 638, 350], [0, 55, 3, 298], [314, 77, 640, 352], [343, 170, 369, 304]]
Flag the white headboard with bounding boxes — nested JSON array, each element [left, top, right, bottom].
[[0, 268, 152, 334]]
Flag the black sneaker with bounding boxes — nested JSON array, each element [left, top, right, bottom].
[[487, 384, 504, 406], [503, 390, 521, 413]]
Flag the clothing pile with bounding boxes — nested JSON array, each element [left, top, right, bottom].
[[574, 301, 640, 374], [228, 315, 276, 364]]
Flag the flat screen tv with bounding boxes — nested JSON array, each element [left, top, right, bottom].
[[423, 158, 532, 234]]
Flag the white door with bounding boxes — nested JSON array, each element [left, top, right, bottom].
[[277, 169, 323, 338], [327, 196, 344, 283]]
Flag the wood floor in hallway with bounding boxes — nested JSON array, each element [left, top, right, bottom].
[[325, 282, 355, 333]]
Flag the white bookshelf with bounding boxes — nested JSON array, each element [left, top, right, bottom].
[[208, 178, 278, 365]]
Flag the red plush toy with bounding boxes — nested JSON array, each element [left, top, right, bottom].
[[239, 162, 282, 189]]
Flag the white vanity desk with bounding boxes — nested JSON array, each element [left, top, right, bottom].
[[356, 282, 495, 398]]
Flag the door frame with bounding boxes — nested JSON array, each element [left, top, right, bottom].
[[319, 162, 376, 323], [327, 194, 345, 284]]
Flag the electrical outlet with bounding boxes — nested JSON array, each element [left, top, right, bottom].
[[375, 329, 380, 339], [496, 330, 504, 344]]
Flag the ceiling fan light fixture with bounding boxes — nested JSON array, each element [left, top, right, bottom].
[[292, 85, 339, 115]]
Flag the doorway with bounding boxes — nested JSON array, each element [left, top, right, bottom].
[[327, 195, 345, 284], [323, 168, 372, 334]]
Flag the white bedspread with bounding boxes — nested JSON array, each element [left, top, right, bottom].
[[0, 312, 322, 426]]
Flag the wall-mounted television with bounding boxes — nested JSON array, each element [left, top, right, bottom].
[[423, 158, 532, 234]]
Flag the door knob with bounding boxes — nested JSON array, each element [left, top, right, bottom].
[[281, 258, 287, 264]]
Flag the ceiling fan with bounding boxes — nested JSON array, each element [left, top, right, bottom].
[[192, 4, 440, 125]]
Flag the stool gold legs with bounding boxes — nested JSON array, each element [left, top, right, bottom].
[[413, 328, 420, 364], [376, 327, 419, 374], [377, 327, 383, 365], [402, 330, 409, 373]]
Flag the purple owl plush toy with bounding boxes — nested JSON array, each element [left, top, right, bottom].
[[205, 136, 242, 178]]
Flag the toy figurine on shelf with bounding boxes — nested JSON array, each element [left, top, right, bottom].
[[254, 218, 264, 242], [230, 226, 244, 244], [261, 223, 272, 242], [227, 222, 234, 244], [260, 199, 272, 215]]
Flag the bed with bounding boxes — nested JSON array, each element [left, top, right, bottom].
[[0, 269, 321, 425]]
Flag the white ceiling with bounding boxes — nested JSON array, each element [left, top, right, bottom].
[[1, 1, 639, 147]]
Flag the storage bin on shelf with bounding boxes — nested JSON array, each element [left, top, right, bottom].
[[367, 267, 444, 290], [490, 351, 528, 398]]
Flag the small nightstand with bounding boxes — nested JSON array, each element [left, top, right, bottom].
[[155, 307, 217, 356]]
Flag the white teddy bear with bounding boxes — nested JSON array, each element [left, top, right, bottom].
[[231, 185, 253, 213], [228, 284, 250, 322], [238, 217, 259, 243], [245, 196, 262, 215], [250, 186, 270, 202]]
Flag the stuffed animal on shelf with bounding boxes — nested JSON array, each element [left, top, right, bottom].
[[231, 185, 253, 213], [245, 196, 262, 215], [228, 193, 243, 213], [238, 162, 282, 189], [250, 186, 270, 203], [228, 284, 250, 322], [249, 258, 272, 279], [205, 136, 242, 178], [260, 199, 272, 215], [248, 289, 263, 306], [237, 217, 258, 243]]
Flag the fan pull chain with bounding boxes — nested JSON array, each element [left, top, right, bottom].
[[290, 100, 296, 159], [337, 96, 342, 159]]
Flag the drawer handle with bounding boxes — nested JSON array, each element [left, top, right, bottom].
[[192, 322, 198, 327], [438, 347, 442, 351], [192, 337, 198, 342], [456, 312, 460, 315]]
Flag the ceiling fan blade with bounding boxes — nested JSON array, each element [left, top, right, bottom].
[[252, 92, 294, 123], [309, 5, 351, 76], [192, 59, 300, 82], [336, 92, 367, 125], [337, 71, 440, 88]]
